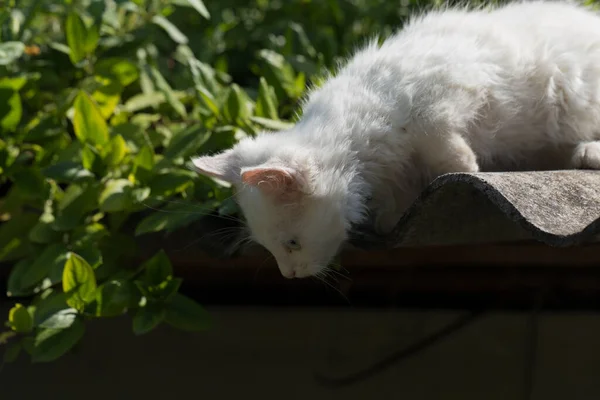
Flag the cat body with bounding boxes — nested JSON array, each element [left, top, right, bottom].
[[193, 0, 600, 278]]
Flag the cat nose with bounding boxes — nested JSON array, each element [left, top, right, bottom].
[[283, 270, 296, 279]]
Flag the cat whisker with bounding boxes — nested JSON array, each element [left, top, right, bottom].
[[142, 199, 245, 224], [314, 271, 350, 304], [254, 253, 275, 282]]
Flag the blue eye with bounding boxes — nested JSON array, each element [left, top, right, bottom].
[[285, 239, 301, 251]]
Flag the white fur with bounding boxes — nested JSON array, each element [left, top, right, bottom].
[[193, 0, 600, 278]]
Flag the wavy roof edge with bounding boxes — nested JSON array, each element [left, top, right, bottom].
[[350, 170, 600, 249]]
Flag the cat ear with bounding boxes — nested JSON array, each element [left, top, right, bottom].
[[241, 166, 307, 201], [191, 150, 239, 183]]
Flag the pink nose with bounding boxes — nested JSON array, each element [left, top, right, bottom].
[[284, 270, 296, 279]]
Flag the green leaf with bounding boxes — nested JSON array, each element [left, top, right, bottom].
[[9, 244, 69, 295], [123, 92, 166, 113], [165, 293, 211, 332], [250, 116, 294, 131], [172, 0, 210, 19], [0, 88, 22, 132], [134, 201, 214, 236], [154, 277, 182, 300], [12, 168, 48, 200], [148, 65, 187, 118], [148, 169, 195, 198], [258, 49, 299, 100], [197, 87, 219, 116], [8, 304, 33, 333], [95, 58, 139, 87], [81, 145, 96, 171], [132, 305, 166, 335], [29, 215, 62, 244], [0, 77, 27, 132], [133, 145, 154, 173], [65, 12, 87, 64], [0, 42, 25, 65], [132, 146, 154, 183], [99, 179, 133, 212], [0, 213, 38, 263], [3, 343, 21, 364], [152, 15, 188, 44], [31, 319, 84, 363], [33, 291, 71, 327], [38, 308, 77, 330], [103, 134, 128, 167], [73, 90, 109, 146], [84, 27, 99, 56], [92, 78, 122, 119], [142, 250, 173, 286], [62, 252, 97, 311], [164, 124, 210, 160], [224, 84, 251, 123], [96, 280, 137, 317], [256, 77, 279, 120], [53, 184, 100, 231], [0, 76, 28, 91], [42, 161, 94, 183]]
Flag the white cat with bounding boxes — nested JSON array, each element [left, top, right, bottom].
[[192, 0, 600, 279]]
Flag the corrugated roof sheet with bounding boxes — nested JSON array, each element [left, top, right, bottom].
[[350, 171, 600, 249]]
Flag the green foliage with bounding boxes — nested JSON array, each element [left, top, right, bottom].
[[0, 0, 514, 364]]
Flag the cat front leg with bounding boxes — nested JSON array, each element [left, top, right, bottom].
[[570, 141, 600, 170], [416, 132, 480, 177], [368, 133, 480, 235]]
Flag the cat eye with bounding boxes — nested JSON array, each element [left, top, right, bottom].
[[285, 239, 301, 251]]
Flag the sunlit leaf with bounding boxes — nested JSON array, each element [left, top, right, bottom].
[[0, 42, 25, 65], [95, 58, 139, 87], [0, 87, 22, 132], [62, 252, 97, 311], [73, 90, 109, 146], [172, 0, 210, 19], [255, 77, 279, 120], [123, 92, 166, 113], [99, 179, 133, 212], [197, 87, 219, 115], [103, 134, 128, 166], [92, 79, 122, 119], [38, 308, 77, 330], [152, 15, 188, 44], [32, 319, 84, 363], [8, 303, 33, 333], [43, 161, 94, 182], [250, 116, 294, 131]]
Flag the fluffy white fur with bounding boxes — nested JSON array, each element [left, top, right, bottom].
[[192, 0, 600, 279]]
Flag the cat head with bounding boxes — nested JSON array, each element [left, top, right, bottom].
[[191, 138, 349, 278]]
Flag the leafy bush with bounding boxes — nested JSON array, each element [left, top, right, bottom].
[[1, 0, 344, 365], [0, 0, 530, 365]]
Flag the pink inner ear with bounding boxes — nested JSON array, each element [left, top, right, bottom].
[[241, 167, 303, 199]]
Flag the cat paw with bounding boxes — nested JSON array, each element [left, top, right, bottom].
[[571, 141, 600, 170]]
